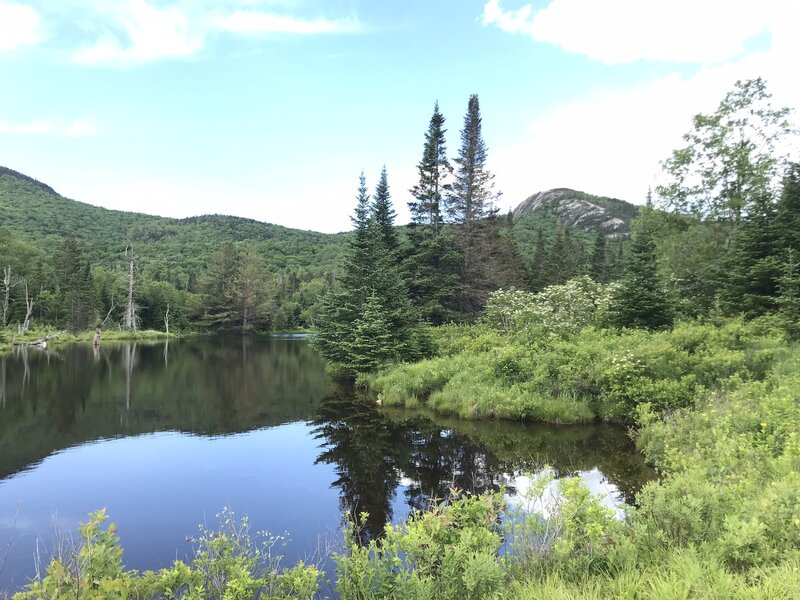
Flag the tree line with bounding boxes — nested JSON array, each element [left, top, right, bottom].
[[315, 79, 800, 373]]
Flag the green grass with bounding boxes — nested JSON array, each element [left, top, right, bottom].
[[365, 318, 788, 424]]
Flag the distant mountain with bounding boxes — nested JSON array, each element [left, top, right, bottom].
[[513, 188, 639, 238], [0, 166, 345, 277]]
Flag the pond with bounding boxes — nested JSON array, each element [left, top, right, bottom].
[[0, 337, 655, 593]]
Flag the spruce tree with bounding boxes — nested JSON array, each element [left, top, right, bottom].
[[610, 211, 673, 329], [315, 170, 425, 374], [591, 230, 607, 283], [409, 102, 452, 236], [528, 228, 547, 291], [406, 104, 462, 323], [720, 192, 780, 316], [372, 166, 398, 255], [776, 163, 800, 251], [448, 94, 498, 229]]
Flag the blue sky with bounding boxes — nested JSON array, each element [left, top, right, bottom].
[[1, 0, 798, 232]]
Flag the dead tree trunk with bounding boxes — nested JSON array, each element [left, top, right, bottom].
[[18, 281, 33, 335], [2, 266, 12, 327], [164, 303, 170, 335], [123, 248, 138, 333]]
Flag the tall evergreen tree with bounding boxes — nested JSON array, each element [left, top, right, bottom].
[[720, 192, 781, 316], [776, 163, 800, 251], [448, 94, 498, 228], [610, 211, 673, 329], [198, 241, 240, 327], [315, 171, 426, 374], [409, 102, 452, 236], [528, 228, 548, 292], [56, 236, 95, 331], [591, 230, 608, 282], [406, 105, 462, 323], [372, 166, 398, 255]]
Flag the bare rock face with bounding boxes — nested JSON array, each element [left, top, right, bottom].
[[513, 188, 637, 239]]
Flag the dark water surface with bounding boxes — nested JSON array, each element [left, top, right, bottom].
[[0, 337, 655, 592]]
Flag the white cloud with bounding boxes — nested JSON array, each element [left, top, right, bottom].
[[486, 0, 800, 207], [0, 119, 101, 137], [216, 11, 361, 36], [74, 0, 203, 65], [70, 1, 363, 65], [0, 120, 52, 134], [64, 120, 101, 137], [0, 1, 42, 51], [482, 0, 774, 64]]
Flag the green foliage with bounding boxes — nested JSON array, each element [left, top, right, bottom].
[[14, 509, 320, 600], [609, 210, 673, 329], [484, 277, 617, 335], [334, 491, 505, 600], [368, 319, 784, 423], [657, 77, 795, 221], [314, 171, 426, 375]]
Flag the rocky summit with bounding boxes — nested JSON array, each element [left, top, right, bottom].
[[513, 188, 639, 238]]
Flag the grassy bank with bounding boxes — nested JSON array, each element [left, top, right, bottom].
[[363, 318, 785, 424], [0, 326, 176, 352]]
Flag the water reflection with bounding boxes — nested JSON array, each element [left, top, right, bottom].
[[0, 337, 655, 592], [312, 390, 656, 542], [0, 337, 332, 480]]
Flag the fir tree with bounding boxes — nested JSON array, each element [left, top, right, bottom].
[[610, 211, 673, 329], [528, 228, 548, 291], [315, 171, 425, 374], [778, 248, 800, 339], [372, 166, 398, 255], [448, 94, 498, 228], [591, 230, 608, 283], [776, 163, 800, 251], [57, 236, 95, 331], [409, 102, 452, 236], [720, 192, 781, 316]]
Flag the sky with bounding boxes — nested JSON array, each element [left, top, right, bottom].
[[1, 0, 798, 233]]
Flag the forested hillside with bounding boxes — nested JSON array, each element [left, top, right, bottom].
[[0, 166, 346, 333]]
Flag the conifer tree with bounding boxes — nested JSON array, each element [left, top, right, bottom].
[[610, 211, 673, 329], [409, 102, 452, 236], [720, 192, 780, 316], [528, 228, 548, 291], [57, 236, 95, 331], [448, 94, 498, 229], [315, 171, 426, 374], [372, 166, 398, 255], [591, 230, 608, 282], [406, 104, 462, 323], [776, 163, 800, 251]]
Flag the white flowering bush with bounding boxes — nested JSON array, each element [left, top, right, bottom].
[[484, 277, 619, 335]]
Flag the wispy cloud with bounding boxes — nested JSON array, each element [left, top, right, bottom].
[[0, 1, 43, 52], [0, 119, 101, 137], [0, 120, 51, 135], [64, 120, 101, 137], [68, 1, 363, 66], [216, 11, 362, 36], [482, 0, 776, 64], [74, 0, 202, 65]]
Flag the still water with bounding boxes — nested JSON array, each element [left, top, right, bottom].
[[0, 337, 654, 592]]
